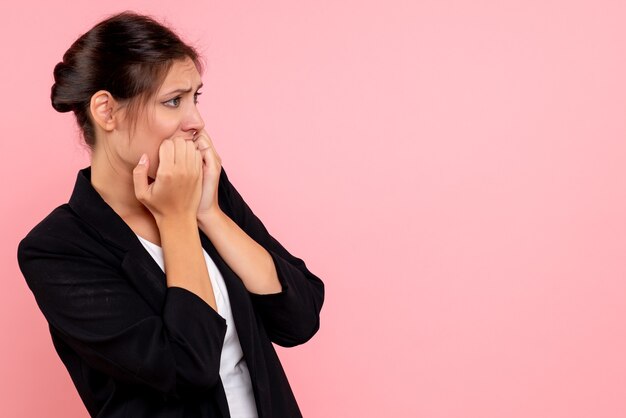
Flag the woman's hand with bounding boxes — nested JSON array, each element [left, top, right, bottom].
[[192, 129, 223, 218], [132, 137, 203, 224]]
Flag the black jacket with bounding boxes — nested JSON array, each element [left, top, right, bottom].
[[17, 166, 324, 417]]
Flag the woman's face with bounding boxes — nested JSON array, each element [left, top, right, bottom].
[[119, 56, 205, 180]]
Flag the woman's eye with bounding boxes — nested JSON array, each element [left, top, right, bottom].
[[163, 97, 181, 107], [194, 92, 202, 104]]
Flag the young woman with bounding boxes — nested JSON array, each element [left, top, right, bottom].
[[17, 11, 324, 418]]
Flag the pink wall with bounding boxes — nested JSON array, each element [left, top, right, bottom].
[[2, 1, 626, 417]]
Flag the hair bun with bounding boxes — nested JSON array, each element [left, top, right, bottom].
[[51, 84, 74, 113], [50, 62, 76, 113]]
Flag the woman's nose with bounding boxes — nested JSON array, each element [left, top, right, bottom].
[[183, 104, 204, 133]]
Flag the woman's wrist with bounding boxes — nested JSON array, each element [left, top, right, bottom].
[[197, 206, 225, 230], [156, 213, 199, 234]]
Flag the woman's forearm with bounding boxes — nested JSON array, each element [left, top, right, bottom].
[[198, 209, 282, 295], [158, 215, 218, 311]]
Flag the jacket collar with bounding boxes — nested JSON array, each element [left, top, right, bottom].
[[68, 166, 142, 252]]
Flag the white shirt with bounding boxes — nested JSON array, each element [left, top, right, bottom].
[[136, 234, 258, 418]]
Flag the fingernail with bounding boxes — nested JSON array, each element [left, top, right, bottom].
[[139, 154, 147, 165]]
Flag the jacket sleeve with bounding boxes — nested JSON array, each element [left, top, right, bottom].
[[17, 232, 227, 399], [218, 167, 325, 347]]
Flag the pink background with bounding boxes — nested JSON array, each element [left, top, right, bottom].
[[2, 1, 626, 417]]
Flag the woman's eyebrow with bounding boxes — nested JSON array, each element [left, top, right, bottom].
[[162, 83, 203, 96]]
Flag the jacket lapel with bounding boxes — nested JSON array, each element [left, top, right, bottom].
[[199, 230, 258, 376], [67, 166, 169, 312]]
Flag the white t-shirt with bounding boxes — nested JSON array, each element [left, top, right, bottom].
[[136, 234, 258, 418]]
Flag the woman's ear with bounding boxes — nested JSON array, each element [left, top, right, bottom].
[[89, 90, 119, 132]]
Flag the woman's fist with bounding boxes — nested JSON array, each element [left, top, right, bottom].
[[133, 137, 203, 222], [192, 129, 222, 218]]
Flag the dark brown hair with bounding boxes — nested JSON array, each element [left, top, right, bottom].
[[51, 11, 203, 150]]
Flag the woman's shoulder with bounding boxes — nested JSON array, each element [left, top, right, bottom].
[[21, 204, 81, 239], [17, 203, 98, 255]]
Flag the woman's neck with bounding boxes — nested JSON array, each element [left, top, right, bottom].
[[90, 148, 150, 219]]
